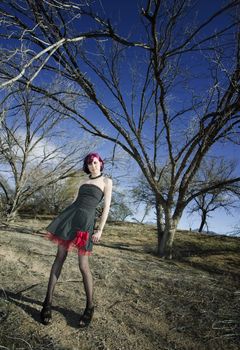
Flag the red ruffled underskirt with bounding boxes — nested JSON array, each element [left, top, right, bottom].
[[46, 230, 92, 256]]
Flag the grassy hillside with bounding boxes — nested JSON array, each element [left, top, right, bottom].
[[0, 219, 239, 350]]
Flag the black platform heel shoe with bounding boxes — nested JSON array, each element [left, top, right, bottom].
[[79, 306, 94, 328], [40, 302, 52, 325]]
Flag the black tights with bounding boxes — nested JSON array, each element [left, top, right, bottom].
[[78, 255, 93, 309], [44, 245, 93, 309]]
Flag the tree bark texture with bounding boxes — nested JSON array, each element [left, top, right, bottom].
[[158, 211, 179, 259], [198, 210, 207, 232]]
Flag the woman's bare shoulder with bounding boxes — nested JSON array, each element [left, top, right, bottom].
[[103, 176, 113, 187]]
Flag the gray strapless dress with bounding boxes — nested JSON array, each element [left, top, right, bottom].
[[46, 184, 104, 255]]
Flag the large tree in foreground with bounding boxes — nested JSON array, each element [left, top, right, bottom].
[[0, 0, 240, 256]]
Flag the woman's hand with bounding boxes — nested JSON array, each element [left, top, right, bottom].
[[92, 230, 102, 243]]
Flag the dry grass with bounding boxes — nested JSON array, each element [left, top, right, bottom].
[[0, 219, 239, 350]]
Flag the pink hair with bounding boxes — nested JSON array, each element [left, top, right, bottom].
[[83, 153, 104, 174]]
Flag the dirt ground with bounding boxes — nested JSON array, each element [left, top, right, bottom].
[[0, 219, 239, 350]]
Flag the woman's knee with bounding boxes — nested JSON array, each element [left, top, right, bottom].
[[78, 257, 90, 274], [56, 246, 68, 262]]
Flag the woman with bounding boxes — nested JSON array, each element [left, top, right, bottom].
[[40, 152, 112, 327]]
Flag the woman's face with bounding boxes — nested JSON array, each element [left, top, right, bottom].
[[87, 157, 102, 174]]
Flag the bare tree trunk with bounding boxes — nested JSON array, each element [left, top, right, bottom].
[[6, 197, 20, 222], [156, 199, 164, 252], [6, 208, 18, 222], [198, 210, 207, 232], [158, 210, 179, 259]]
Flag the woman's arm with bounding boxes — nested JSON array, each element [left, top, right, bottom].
[[92, 177, 112, 243]]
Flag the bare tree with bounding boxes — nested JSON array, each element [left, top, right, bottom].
[[189, 192, 237, 233], [0, 0, 240, 256], [188, 158, 240, 232], [108, 191, 133, 222], [131, 173, 165, 232], [22, 174, 83, 216], [230, 223, 240, 236], [0, 87, 95, 220]]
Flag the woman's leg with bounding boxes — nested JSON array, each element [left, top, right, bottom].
[[78, 254, 94, 327], [78, 255, 94, 309], [44, 244, 68, 305]]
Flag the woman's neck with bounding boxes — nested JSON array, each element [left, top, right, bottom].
[[89, 173, 102, 180]]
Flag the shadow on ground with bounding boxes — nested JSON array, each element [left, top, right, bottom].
[[0, 289, 80, 329]]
